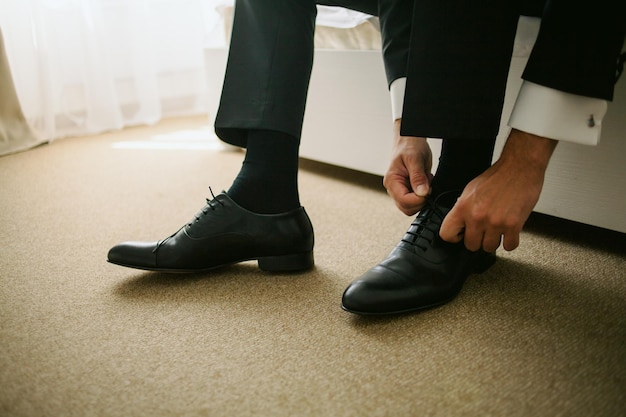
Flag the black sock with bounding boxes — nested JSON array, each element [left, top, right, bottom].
[[227, 130, 300, 214], [431, 138, 496, 208]]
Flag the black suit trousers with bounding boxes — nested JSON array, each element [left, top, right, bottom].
[[215, 0, 413, 147], [215, 0, 625, 147]]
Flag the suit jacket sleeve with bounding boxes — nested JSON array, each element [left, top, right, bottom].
[[508, 0, 625, 145], [400, 0, 625, 141], [522, 0, 626, 101]]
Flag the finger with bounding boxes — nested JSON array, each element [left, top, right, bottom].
[[502, 231, 520, 251], [386, 181, 424, 215], [410, 172, 431, 198], [462, 226, 484, 252], [396, 193, 426, 216], [408, 164, 431, 196], [481, 231, 503, 253], [384, 176, 408, 199], [407, 160, 432, 198], [439, 209, 465, 243]]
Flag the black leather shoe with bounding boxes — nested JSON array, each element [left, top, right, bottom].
[[107, 192, 314, 272], [342, 198, 495, 315]]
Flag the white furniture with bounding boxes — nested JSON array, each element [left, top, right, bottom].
[[205, 17, 626, 233]]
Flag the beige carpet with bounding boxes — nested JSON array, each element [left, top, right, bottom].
[[1, 116, 625, 417]]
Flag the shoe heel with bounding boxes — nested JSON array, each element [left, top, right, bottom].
[[472, 252, 496, 274], [258, 251, 314, 272]]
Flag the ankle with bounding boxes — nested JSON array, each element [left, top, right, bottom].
[[227, 129, 301, 214]]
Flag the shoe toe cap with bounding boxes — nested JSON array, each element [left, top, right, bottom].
[[107, 241, 157, 269], [342, 266, 413, 315]]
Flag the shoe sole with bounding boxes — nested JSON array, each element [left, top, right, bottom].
[[107, 251, 314, 273]]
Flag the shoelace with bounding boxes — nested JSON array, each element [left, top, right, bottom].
[[189, 187, 224, 228], [400, 194, 450, 252], [153, 187, 223, 253]]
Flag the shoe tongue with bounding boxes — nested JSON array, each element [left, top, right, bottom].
[[432, 190, 461, 210]]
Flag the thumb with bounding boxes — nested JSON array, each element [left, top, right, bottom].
[[409, 150, 433, 198], [410, 169, 431, 198]]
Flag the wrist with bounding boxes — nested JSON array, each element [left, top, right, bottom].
[[500, 129, 557, 169], [394, 119, 427, 143]]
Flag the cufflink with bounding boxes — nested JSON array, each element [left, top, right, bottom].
[[587, 115, 595, 128]]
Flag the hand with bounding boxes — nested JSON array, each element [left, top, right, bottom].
[[439, 129, 557, 252], [383, 119, 433, 216]]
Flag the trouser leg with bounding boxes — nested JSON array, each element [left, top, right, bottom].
[[398, 1, 523, 202], [217, 0, 393, 214], [215, 0, 317, 147], [215, 0, 414, 147], [401, 0, 521, 140]]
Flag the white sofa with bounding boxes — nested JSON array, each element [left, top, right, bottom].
[[205, 16, 626, 233]]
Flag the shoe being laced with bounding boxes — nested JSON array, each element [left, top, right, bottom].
[[399, 192, 456, 253], [341, 191, 495, 315]]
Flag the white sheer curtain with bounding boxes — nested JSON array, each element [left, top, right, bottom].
[[0, 0, 227, 153]]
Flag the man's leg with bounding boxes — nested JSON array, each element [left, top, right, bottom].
[[342, 1, 523, 315], [401, 0, 520, 203], [107, 0, 319, 272], [217, 0, 401, 215], [401, 0, 545, 205], [439, 0, 626, 252], [107, 0, 410, 273], [214, 0, 317, 214], [220, 0, 418, 215], [215, 0, 317, 146]]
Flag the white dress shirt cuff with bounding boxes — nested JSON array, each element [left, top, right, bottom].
[[390, 77, 406, 121], [508, 81, 607, 145]]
